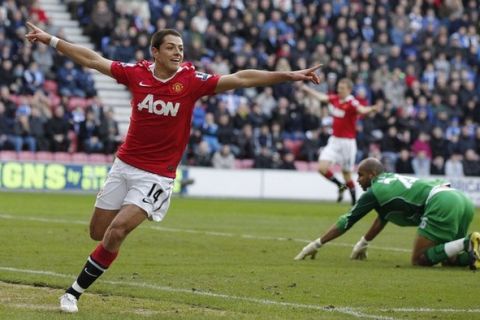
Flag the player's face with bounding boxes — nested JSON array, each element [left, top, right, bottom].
[[357, 168, 373, 191], [337, 82, 351, 99], [153, 35, 184, 74]]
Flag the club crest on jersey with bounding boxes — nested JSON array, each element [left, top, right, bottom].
[[195, 72, 212, 81], [171, 82, 184, 94]]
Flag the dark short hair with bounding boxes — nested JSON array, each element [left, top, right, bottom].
[[359, 157, 385, 176], [150, 29, 182, 48]]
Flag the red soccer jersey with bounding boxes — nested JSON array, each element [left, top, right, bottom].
[[327, 94, 361, 139], [110, 60, 220, 178]]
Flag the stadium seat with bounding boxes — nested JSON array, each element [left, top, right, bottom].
[[242, 159, 254, 169], [105, 154, 115, 163], [9, 95, 21, 105], [71, 152, 89, 164], [67, 97, 89, 110], [0, 151, 18, 161], [88, 153, 108, 164], [35, 151, 54, 162], [43, 80, 58, 94], [18, 151, 36, 162], [53, 152, 72, 163], [284, 140, 304, 158], [294, 161, 309, 171], [308, 162, 319, 172], [68, 130, 78, 153], [234, 159, 243, 169], [48, 93, 61, 107]]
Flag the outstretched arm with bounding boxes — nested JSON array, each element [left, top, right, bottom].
[[214, 65, 321, 93], [357, 104, 378, 115], [300, 83, 329, 102], [25, 22, 113, 77]]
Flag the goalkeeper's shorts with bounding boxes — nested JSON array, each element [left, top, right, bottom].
[[418, 189, 474, 243]]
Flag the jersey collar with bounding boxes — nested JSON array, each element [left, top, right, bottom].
[[148, 63, 184, 83]]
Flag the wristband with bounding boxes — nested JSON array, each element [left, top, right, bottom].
[[359, 236, 368, 245], [49, 36, 60, 48]]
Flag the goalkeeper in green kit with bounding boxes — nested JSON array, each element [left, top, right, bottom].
[[295, 157, 480, 269]]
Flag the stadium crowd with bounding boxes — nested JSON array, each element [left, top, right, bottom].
[[1, 0, 480, 176]]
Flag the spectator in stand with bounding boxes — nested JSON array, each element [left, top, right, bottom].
[[458, 125, 476, 155], [12, 111, 36, 152], [462, 149, 480, 177], [430, 126, 448, 159], [86, 0, 114, 50], [412, 150, 431, 177], [395, 148, 414, 174], [212, 144, 235, 169], [255, 87, 276, 118], [0, 102, 14, 151], [29, 106, 49, 151], [280, 151, 296, 170], [235, 123, 255, 160], [411, 131, 432, 160], [57, 60, 84, 97], [0, 60, 17, 89], [32, 43, 54, 77], [254, 124, 272, 154], [254, 146, 273, 169], [46, 106, 70, 152], [380, 126, 401, 171], [201, 112, 220, 153], [22, 61, 44, 94], [192, 141, 212, 167], [77, 67, 97, 98], [99, 107, 121, 154], [299, 129, 322, 162], [445, 153, 464, 177], [78, 110, 104, 154], [430, 155, 446, 176], [0, 86, 16, 119]]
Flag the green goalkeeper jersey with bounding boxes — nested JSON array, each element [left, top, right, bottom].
[[336, 173, 448, 231]]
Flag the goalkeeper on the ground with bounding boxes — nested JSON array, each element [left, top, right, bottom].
[[294, 157, 480, 270]]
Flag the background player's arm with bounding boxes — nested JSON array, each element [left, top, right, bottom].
[[357, 104, 378, 115], [300, 84, 329, 103], [215, 65, 321, 93], [25, 22, 113, 77]]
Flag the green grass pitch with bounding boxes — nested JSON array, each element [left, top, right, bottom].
[[0, 192, 479, 320]]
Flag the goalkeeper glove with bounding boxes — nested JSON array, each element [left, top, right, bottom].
[[350, 236, 369, 260], [294, 238, 322, 260]]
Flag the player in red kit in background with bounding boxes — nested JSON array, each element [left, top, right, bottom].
[[301, 79, 377, 205], [25, 22, 321, 313]]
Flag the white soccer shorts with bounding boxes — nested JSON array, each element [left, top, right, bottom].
[[95, 158, 174, 222], [319, 136, 357, 171]]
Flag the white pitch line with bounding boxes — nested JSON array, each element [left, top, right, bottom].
[[0, 266, 394, 320], [0, 213, 410, 253], [381, 308, 480, 313]]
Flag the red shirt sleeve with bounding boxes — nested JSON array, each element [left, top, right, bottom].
[[110, 61, 136, 86], [190, 71, 220, 100]]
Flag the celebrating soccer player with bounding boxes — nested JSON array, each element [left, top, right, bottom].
[[25, 22, 321, 313], [301, 79, 377, 205]]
